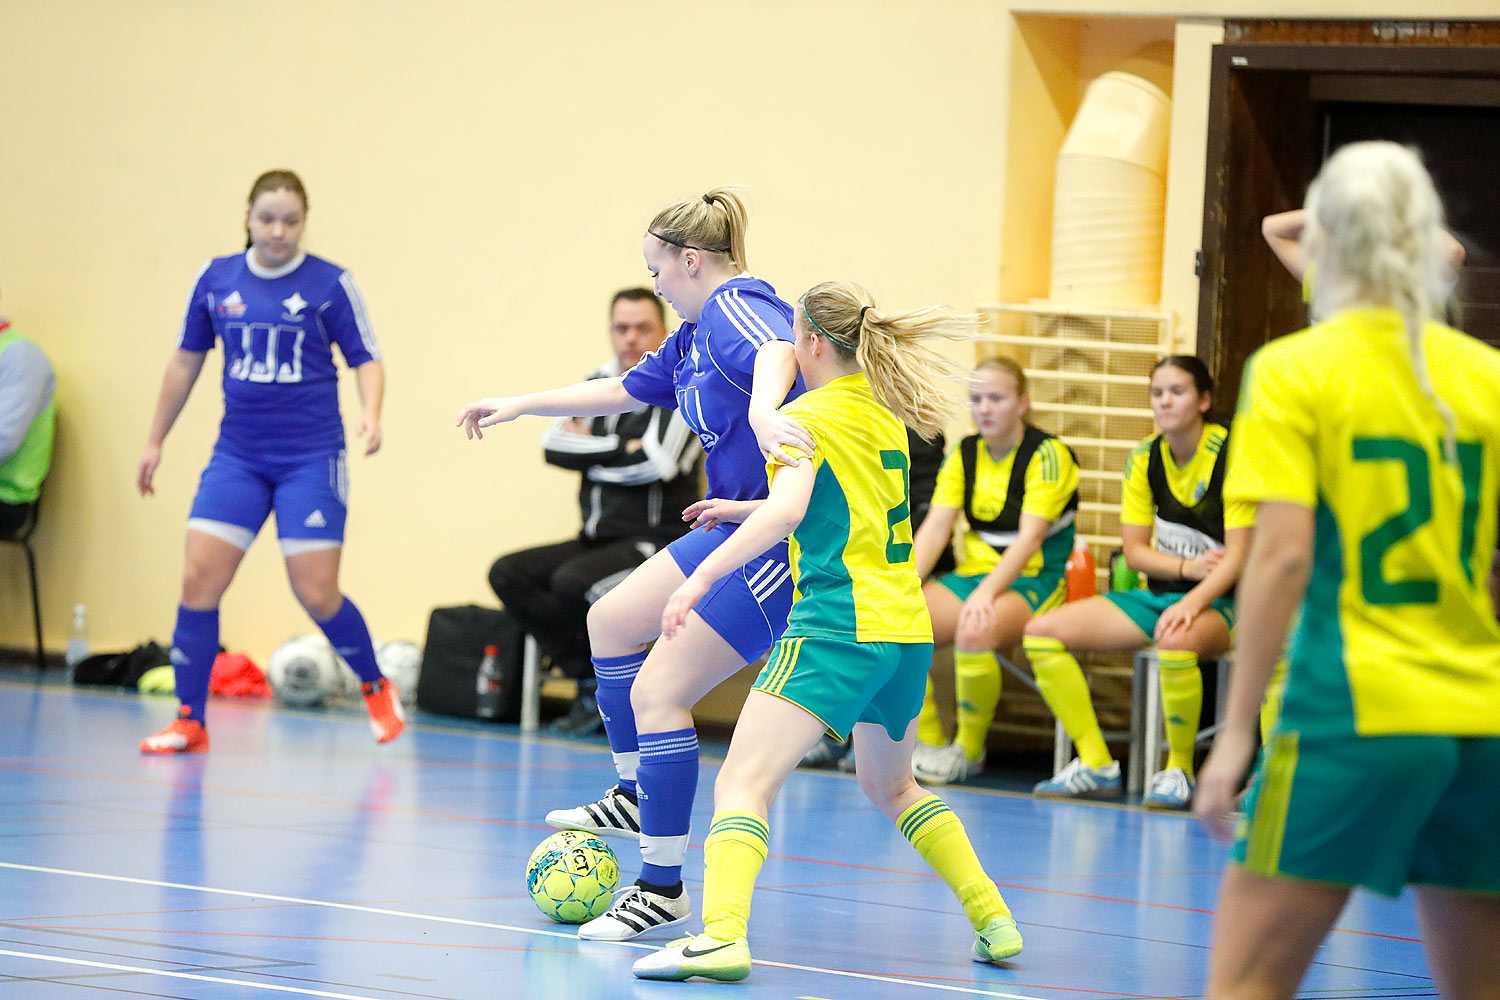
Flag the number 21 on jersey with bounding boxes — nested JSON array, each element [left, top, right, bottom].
[[1353, 435, 1484, 605]]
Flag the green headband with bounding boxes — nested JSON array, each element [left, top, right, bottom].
[[801, 297, 857, 351]]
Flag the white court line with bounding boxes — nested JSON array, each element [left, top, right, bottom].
[[0, 861, 1053, 1000], [0, 948, 383, 1000]]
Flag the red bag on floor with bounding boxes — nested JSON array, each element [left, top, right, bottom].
[[210, 652, 272, 698]]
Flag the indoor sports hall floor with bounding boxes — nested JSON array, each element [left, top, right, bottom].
[[0, 671, 1436, 999]]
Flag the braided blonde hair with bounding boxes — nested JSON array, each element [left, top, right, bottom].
[[799, 281, 971, 439], [1304, 141, 1456, 460]]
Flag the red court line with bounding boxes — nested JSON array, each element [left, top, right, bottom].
[[0, 760, 1421, 945]]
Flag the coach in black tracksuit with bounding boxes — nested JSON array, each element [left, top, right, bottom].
[[488, 290, 700, 715]]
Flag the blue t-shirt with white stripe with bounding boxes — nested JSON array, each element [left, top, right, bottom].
[[622, 275, 803, 502], [178, 251, 381, 460]]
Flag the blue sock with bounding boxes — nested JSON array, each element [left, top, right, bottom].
[[593, 652, 645, 797], [315, 597, 382, 685], [636, 727, 699, 887], [171, 606, 219, 723]]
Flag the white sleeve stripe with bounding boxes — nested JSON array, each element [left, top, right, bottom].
[[587, 463, 659, 486], [717, 289, 773, 347], [726, 289, 778, 341], [540, 417, 619, 454], [175, 260, 213, 349], [638, 408, 698, 481], [338, 272, 382, 360]]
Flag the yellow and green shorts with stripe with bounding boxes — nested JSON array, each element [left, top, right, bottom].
[[753, 635, 933, 742], [1102, 589, 1235, 638], [936, 569, 1066, 613], [1234, 729, 1500, 897]]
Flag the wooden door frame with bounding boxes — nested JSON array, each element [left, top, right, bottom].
[[1197, 44, 1500, 398]]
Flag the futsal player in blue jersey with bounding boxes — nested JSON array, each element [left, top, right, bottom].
[[458, 188, 807, 940], [137, 170, 404, 754]]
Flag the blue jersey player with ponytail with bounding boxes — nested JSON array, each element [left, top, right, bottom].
[[138, 169, 405, 754], [458, 188, 806, 942]]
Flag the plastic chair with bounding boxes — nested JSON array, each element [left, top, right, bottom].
[[0, 499, 45, 672]]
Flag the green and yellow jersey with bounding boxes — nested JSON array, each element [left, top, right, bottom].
[[773, 373, 931, 643], [931, 429, 1079, 577], [1227, 307, 1500, 738], [1122, 421, 1254, 594]]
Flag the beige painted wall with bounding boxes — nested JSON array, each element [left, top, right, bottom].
[[2, 1, 1493, 662], [0, 0, 1014, 660]]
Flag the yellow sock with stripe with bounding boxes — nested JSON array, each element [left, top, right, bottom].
[[916, 674, 945, 747], [898, 795, 1010, 929], [1024, 635, 1111, 770], [701, 811, 769, 942], [953, 649, 1000, 761], [1157, 650, 1202, 777]]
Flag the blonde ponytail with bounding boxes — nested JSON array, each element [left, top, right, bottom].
[[1305, 141, 1457, 461], [799, 281, 971, 439], [647, 187, 749, 272]]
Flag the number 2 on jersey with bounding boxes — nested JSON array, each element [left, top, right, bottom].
[[1352, 436, 1483, 605], [880, 449, 913, 563]]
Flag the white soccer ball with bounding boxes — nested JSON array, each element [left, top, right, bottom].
[[266, 635, 343, 707], [376, 640, 422, 704]]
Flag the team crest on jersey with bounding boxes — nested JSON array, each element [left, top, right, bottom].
[[281, 292, 309, 320], [217, 291, 247, 318]]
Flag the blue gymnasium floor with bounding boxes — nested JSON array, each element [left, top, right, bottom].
[[0, 676, 1436, 999]]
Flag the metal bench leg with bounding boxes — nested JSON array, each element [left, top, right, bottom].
[[24, 541, 44, 673], [1141, 649, 1162, 793], [520, 635, 541, 733]]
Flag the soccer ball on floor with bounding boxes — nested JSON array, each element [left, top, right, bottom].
[[266, 635, 344, 707], [375, 640, 422, 705], [527, 831, 619, 923]]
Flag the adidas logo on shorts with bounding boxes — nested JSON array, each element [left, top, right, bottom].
[[303, 510, 327, 528]]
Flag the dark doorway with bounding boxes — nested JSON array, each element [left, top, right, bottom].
[[1198, 44, 1500, 412]]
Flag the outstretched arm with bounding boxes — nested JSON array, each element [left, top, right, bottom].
[[1194, 502, 1311, 840], [138, 349, 209, 496], [456, 376, 638, 440], [749, 341, 814, 465], [661, 460, 815, 637]]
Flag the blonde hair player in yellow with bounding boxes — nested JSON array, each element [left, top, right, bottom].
[[632, 282, 1023, 983], [1196, 141, 1500, 999], [908, 356, 1080, 784], [1023, 356, 1252, 809]]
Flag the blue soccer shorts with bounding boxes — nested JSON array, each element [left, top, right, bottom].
[[187, 448, 349, 555]]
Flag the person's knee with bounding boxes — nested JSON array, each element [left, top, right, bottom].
[[857, 766, 916, 814], [291, 580, 343, 622], [487, 553, 527, 603], [1023, 613, 1061, 641], [180, 560, 230, 608]]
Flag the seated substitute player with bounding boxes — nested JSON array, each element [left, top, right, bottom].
[[0, 306, 55, 536], [1197, 140, 1500, 1000], [1023, 356, 1250, 809], [907, 356, 1079, 785], [487, 288, 699, 733], [137, 169, 402, 753], [632, 282, 1022, 984]]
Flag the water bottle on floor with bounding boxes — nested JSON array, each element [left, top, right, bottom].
[[65, 604, 89, 669], [476, 644, 502, 718]]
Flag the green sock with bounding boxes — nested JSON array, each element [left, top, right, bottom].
[[1157, 649, 1201, 777], [701, 811, 769, 942], [899, 795, 1011, 929], [1024, 635, 1111, 769], [916, 674, 945, 747], [953, 649, 1000, 761]]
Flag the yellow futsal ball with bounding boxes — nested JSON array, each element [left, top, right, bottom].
[[526, 832, 619, 923]]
